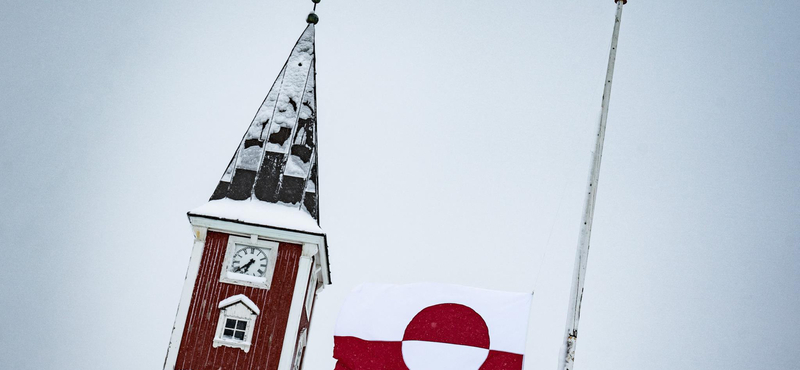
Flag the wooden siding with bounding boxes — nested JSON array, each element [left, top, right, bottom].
[[175, 231, 302, 370]]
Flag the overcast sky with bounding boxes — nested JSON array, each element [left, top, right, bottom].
[[2, 1, 799, 369]]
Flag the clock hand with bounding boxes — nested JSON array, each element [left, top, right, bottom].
[[234, 259, 256, 273], [242, 259, 255, 272]]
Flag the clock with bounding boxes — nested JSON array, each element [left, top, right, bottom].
[[220, 236, 279, 289], [230, 246, 269, 277]]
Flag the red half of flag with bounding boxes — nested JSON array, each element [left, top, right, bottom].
[[333, 283, 532, 370]]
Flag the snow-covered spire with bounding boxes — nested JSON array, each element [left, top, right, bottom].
[[208, 24, 320, 222]]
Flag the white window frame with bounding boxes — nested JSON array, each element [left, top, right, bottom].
[[305, 267, 320, 317], [292, 329, 308, 370], [220, 235, 279, 289], [221, 317, 249, 341], [213, 295, 260, 352]]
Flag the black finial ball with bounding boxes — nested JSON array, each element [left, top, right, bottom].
[[307, 12, 319, 24], [312, 0, 321, 3]]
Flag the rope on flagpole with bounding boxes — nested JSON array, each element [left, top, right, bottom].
[[531, 155, 583, 293]]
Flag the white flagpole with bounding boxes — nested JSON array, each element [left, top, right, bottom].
[[558, 1, 626, 370]]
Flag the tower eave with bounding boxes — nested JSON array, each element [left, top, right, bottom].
[[187, 205, 332, 285], [190, 199, 323, 235]]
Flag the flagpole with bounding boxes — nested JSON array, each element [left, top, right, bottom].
[[557, 1, 626, 370]]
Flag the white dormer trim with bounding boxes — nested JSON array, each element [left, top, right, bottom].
[[213, 295, 260, 353], [218, 294, 261, 315]]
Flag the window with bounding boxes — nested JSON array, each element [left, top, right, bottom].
[[305, 269, 319, 317], [213, 294, 260, 352], [223, 318, 248, 341], [292, 329, 308, 370]]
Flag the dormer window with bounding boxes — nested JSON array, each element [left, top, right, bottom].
[[213, 294, 260, 352], [223, 318, 248, 341]]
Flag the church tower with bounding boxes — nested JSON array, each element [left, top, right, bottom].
[[164, 14, 330, 370]]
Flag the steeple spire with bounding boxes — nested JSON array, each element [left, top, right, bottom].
[[208, 24, 320, 222], [165, 9, 331, 370]]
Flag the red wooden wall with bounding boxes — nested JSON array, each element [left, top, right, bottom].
[[175, 231, 302, 370]]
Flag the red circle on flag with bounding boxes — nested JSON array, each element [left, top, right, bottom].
[[402, 303, 490, 349]]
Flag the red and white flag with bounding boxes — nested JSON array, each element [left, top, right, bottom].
[[333, 283, 533, 370]]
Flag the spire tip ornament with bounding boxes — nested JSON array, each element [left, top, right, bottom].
[[307, 12, 319, 24]]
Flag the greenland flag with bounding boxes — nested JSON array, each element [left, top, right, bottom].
[[333, 283, 533, 370]]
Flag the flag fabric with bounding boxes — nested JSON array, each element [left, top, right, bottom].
[[333, 283, 533, 370]]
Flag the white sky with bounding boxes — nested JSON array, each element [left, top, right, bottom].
[[1, 1, 799, 369]]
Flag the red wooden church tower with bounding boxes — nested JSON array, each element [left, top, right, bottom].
[[164, 13, 331, 370]]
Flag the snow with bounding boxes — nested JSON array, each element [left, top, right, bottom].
[[218, 294, 260, 315], [225, 271, 267, 285], [226, 25, 317, 182], [270, 27, 314, 133], [284, 154, 311, 178], [305, 179, 316, 193], [220, 158, 235, 182], [190, 198, 323, 234]]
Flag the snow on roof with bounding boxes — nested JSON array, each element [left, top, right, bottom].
[[218, 294, 261, 315], [190, 198, 323, 235], [208, 24, 320, 222]]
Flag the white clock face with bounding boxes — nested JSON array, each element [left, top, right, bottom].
[[229, 245, 269, 277]]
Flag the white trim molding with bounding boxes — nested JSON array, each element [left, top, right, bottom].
[[277, 244, 317, 370], [163, 226, 207, 370]]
